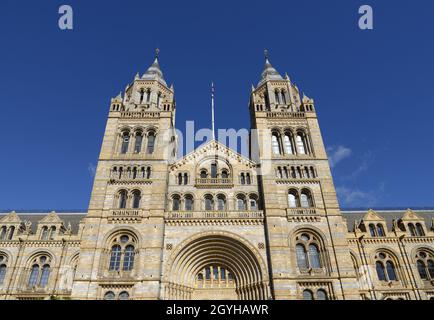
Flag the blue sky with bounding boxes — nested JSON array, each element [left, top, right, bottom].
[[0, 0, 433, 210]]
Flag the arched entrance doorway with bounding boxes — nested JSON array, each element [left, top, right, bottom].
[[163, 233, 270, 300]]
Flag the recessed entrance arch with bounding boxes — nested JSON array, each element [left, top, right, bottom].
[[163, 232, 270, 300]]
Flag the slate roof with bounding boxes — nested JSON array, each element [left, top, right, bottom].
[[1, 209, 434, 235]]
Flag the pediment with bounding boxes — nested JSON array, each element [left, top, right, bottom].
[[401, 209, 424, 222], [39, 211, 63, 224], [362, 209, 385, 222], [0, 211, 22, 224], [170, 139, 257, 172]]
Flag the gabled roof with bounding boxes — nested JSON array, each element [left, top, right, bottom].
[[0, 211, 21, 224], [362, 209, 385, 222], [170, 139, 257, 170], [39, 211, 64, 224], [401, 208, 425, 222]]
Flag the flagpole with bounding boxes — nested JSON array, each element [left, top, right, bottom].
[[211, 82, 215, 140]]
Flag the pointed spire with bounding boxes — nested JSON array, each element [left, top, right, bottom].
[[142, 48, 167, 86], [258, 49, 283, 86]]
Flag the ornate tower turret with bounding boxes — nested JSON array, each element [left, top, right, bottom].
[[250, 51, 359, 300], [72, 51, 177, 300]]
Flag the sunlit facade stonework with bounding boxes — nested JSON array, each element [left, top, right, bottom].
[[1, 55, 433, 300]]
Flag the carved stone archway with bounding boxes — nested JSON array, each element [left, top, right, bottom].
[[163, 232, 270, 300]]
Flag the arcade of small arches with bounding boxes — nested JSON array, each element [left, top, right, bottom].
[[115, 189, 142, 209], [110, 165, 152, 180], [271, 128, 313, 156], [288, 188, 315, 209], [117, 127, 157, 155], [276, 165, 317, 180], [169, 193, 261, 212], [0, 226, 16, 241]]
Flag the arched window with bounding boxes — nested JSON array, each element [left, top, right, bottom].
[[185, 195, 194, 211], [386, 261, 397, 281], [134, 131, 143, 153], [296, 244, 308, 269], [274, 90, 280, 104], [249, 195, 258, 211], [49, 226, 56, 240], [0, 226, 6, 240], [119, 291, 130, 300], [375, 252, 398, 282], [240, 173, 246, 185], [271, 132, 281, 155], [246, 173, 251, 185], [376, 262, 386, 281], [118, 190, 127, 209], [281, 91, 287, 105], [41, 226, 49, 240], [132, 190, 141, 209], [296, 233, 323, 270], [146, 89, 151, 102], [146, 131, 156, 154], [172, 195, 180, 211], [0, 263, 6, 286], [123, 245, 135, 271], [156, 92, 161, 108], [120, 131, 130, 154], [221, 170, 229, 179], [417, 260, 428, 280], [408, 223, 416, 236], [288, 190, 299, 208], [39, 265, 50, 288], [284, 134, 294, 154], [0, 255, 7, 286], [205, 195, 214, 211], [308, 244, 321, 268], [415, 251, 434, 281], [104, 291, 116, 300], [27, 256, 52, 288], [200, 170, 207, 179], [296, 133, 307, 155], [183, 173, 188, 185], [217, 195, 226, 211], [316, 289, 328, 300], [277, 167, 283, 179], [211, 163, 217, 179], [139, 89, 144, 104], [369, 224, 376, 237], [7, 226, 15, 240], [146, 167, 151, 179], [236, 195, 246, 211], [303, 289, 314, 300], [108, 235, 136, 273], [300, 190, 313, 208], [416, 223, 425, 236], [109, 245, 122, 271], [377, 224, 385, 237], [28, 265, 39, 287]]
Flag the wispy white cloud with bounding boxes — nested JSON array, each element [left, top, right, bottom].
[[88, 163, 96, 177], [342, 151, 374, 181], [327, 145, 352, 168], [336, 182, 386, 207]]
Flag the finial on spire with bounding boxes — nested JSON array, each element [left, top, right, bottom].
[[264, 49, 269, 61], [155, 48, 160, 59]]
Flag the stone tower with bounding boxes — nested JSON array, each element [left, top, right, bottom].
[[72, 51, 177, 299], [249, 52, 359, 300]]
